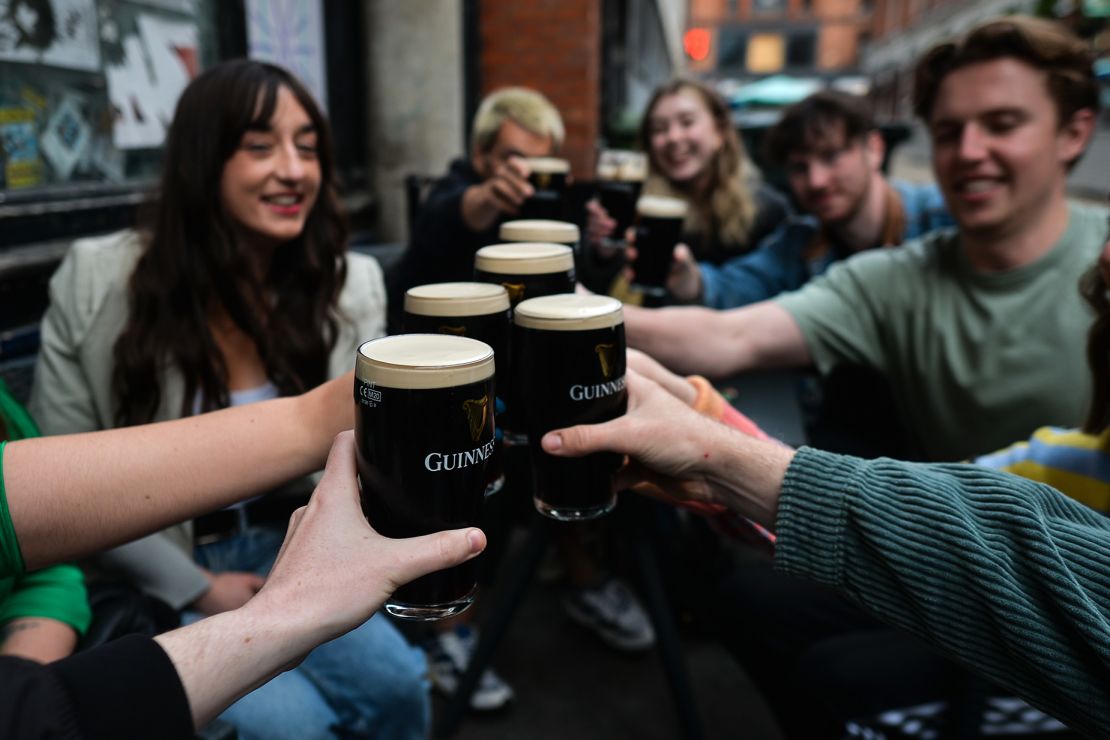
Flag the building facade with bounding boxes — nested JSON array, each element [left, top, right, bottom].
[[863, 0, 1037, 118], [686, 0, 873, 79]]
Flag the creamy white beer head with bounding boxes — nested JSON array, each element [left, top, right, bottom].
[[499, 219, 580, 245], [636, 194, 688, 219], [513, 294, 624, 332], [405, 282, 510, 317], [474, 243, 575, 275], [619, 153, 648, 182], [357, 334, 494, 389], [522, 157, 570, 174]]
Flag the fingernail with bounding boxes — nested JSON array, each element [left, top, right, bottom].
[[467, 529, 484, 553], [544, 432, 562, 452]]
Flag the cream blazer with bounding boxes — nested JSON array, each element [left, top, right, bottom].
[[29, 229, 386, 608]]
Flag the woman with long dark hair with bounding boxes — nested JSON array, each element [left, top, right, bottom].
[[30, 60, 428, 739]]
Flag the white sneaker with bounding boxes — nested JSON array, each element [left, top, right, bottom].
[[426, 626, 515, 712], [563, 578, 656, 652]]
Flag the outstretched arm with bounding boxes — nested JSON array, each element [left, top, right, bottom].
[[155, 432, 485, 727], [622, 300, 811, 378], [542, 370, 794, 526], [543, 371, 1110, 736], [4, 372, 354, 572]]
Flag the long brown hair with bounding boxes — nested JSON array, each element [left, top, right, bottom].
[[639, 79, 756, 250], [112, 60, 348, 426], [1081, 253, 1110, 434]]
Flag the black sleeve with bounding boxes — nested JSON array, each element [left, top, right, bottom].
[[0, 634, 194, 740], [386, 160, 500, 331]]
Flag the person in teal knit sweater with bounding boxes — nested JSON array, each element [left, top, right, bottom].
[[541, 219, 1110, 735], [542, 360, 1110, 736], [0, 377, 90, 663]]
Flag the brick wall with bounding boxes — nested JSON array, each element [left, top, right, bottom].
[[479, 0, 601, 177]]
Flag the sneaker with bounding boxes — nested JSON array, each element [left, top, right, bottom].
[[563, 578, 656, 652], [426, 626, 514, 712]]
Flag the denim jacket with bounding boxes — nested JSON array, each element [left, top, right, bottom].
[[699, 180, 953, 309]]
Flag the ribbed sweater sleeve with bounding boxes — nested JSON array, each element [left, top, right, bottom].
[[774, 446, 1110, 737]]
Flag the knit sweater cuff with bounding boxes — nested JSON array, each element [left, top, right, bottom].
[[773, 446, 865, 588]]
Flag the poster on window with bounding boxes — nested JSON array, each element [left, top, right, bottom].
[[104, 12, 197, 150], [0, 0, 100, 72], [246, 0, 328, 109]]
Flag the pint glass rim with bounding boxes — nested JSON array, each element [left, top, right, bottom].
[[513, 294, 624, 332], [499, 219, 580, 244], [356, 334, 494, 389], [404, 282, 511, 317], [474, 242, 575, 275], [636, 194, 689, 219], [521, 156, 570, 174]]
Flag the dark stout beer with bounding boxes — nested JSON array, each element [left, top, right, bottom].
[[355, 335, 495, 620], [474, 243, 576, 444], [632, 194, 688, 297], [521, 157, 569, 220], [473, 242, 575, 308], [512, 294, 627, 520], [596, 150, 647, 249], [403, 283, 510, 496]]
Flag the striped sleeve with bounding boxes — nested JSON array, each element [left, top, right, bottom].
[[974, 427, 1110, 513], [774, 446, 1110, 736]]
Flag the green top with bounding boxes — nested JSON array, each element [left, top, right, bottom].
[[0, 377, 90, 634], [776, 446, 1110, 736], [775, 202, 1109, 461]]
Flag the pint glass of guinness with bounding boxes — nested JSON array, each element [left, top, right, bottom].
[[513, 295, 627, 520], [500, 219, 580, 253], [521, 157, 569, 220], [596, 150, 647, 249], [473, 242, 575, 309], [403, 283, 510, 496], [632, 195, 688, 298], [355, 334, 495, 620], [500, 219, 581, 273], [474, 242, 576, 444]]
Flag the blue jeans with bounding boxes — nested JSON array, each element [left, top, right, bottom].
[[185, 526, 430, 740]]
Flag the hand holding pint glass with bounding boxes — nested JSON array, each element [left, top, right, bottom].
[[354, 335, 495, 620], [595, 150, 648, 250], [631, 195, 688, 298], [512, 294, 628, 521]]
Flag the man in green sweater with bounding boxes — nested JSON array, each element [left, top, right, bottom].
[[625, 16, 1107, 463]]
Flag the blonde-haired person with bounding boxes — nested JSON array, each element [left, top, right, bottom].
[[387, 86, 565, 328], [585, 79, 790, 299]]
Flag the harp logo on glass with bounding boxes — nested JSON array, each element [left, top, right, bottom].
[[595, 343, 616, 379], [502, 282, 526, 303], [463, 395, 490, 442]]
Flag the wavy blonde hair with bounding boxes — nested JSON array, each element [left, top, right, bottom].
[[639, 79, 756, 251]]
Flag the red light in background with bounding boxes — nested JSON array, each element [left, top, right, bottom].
[[684, 28, 711, 62]]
